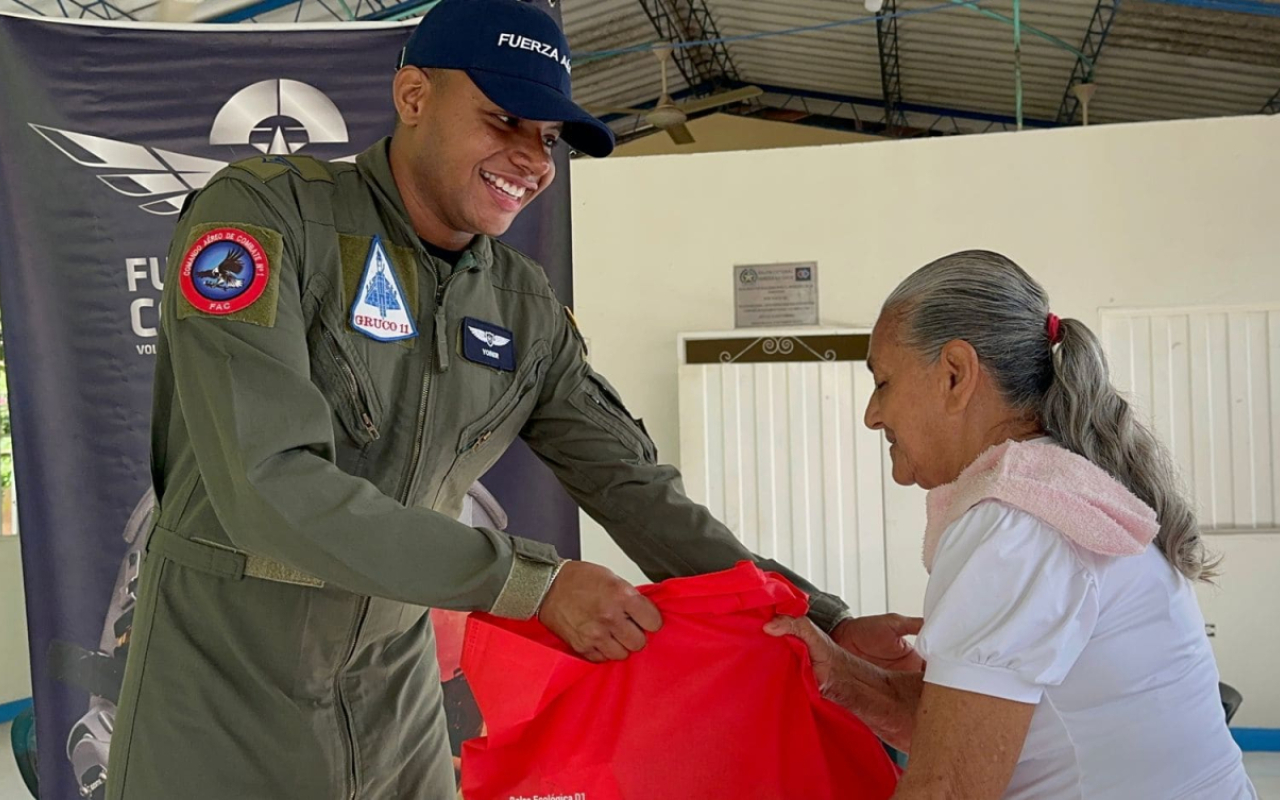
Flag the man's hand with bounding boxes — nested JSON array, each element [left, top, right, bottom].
[[830, 613, 924, 672], [538, 561, 663, 663]]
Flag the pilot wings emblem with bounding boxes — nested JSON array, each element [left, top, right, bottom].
[[468, 326, 511, 348]]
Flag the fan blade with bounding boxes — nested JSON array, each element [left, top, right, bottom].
[[666, 124, 695, 145], [585, 106, 651, 117], [676, 85, 764, 116]]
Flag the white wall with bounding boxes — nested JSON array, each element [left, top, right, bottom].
[[0, 537, 31, 704], [570, 114, 1280, 727]]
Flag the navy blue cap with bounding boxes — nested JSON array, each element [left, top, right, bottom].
[[400, 0, 615, 158]]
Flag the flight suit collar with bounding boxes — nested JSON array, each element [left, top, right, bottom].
[[355, 137, 495, 272]]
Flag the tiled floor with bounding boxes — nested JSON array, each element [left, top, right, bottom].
[[1247, 752, 1280, 798], [1, 721, 1278, 798], [0, 722, 31, 800]]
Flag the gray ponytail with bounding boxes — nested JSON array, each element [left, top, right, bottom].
[[884, 250, 1217, 582]]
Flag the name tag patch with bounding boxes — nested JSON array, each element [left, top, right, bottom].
[[463, 317, 516, 372]]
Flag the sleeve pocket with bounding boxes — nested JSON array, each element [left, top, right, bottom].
[[568, 371, 658, 462]]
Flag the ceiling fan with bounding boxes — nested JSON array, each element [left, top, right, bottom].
[[588, 45, 763, 145]]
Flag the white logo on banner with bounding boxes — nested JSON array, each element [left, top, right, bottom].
[[351, 238, 417, 342], [28, 79, 354, 215]]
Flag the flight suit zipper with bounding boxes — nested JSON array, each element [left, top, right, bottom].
[[398, 264, 464, 504], [336, 597, 368, 800], [428, 347, 549, 512], [324, 330, 380, 441], [459, 352, 548, 453], [324, 327, 385, 797], [339, 260, 457, 799]]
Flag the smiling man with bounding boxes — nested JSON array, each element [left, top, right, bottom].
[[104, 2, 901, 799]]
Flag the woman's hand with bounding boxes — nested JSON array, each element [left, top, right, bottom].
[[766, 615, 921, 751], [764, 615, 849, 698]]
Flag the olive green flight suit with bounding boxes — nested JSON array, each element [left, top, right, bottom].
[[106, 139, 850, 800]]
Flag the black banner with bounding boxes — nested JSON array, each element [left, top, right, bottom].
[[0, 11, 579, 798]]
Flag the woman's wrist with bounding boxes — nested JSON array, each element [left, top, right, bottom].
[[823, 651, 920, 751]]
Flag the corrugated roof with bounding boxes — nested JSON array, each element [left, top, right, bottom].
[[10, 0, 157, 19], [1091, 1, 1280, 122], [4, 0, 1278, 136], [570, 0, 1280, 138], [715, 0, 884, 101], [563, 0, 690, 111], [893, 0, 1090, 122]]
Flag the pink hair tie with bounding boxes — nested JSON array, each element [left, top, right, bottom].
[[1047, 313, 1063, 345]]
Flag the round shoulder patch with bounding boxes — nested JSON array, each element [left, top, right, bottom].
[[180, 227, 271, 315]]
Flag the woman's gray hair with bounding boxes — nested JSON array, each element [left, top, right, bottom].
[[882, 249, 1218, 582]]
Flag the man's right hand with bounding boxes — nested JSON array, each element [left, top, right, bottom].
[[537, 561, 662, 662], [831, 613, 924, 672]]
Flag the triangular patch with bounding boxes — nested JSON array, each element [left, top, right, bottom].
[[350, 236, 418, 342]]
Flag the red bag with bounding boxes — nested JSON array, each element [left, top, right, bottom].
[[460, 562, 900, 800]]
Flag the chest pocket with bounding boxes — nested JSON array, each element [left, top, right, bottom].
[[307, 316, 385, 450], [456, 339, 551, 458], [570, 371, 658, 463]]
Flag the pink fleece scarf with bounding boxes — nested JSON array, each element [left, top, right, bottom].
[[923, 439, 1160, 573]]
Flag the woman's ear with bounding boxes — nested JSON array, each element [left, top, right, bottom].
[[939, 339, 981, 415]]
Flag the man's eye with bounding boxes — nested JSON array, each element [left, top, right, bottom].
[[495, 114, 517, 126], [544, 136, 560, 148]]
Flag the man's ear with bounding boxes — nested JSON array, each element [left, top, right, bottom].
[[392, 66, 433, 127]]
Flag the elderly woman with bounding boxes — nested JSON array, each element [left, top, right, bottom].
[[769, 251, 1256, 799]]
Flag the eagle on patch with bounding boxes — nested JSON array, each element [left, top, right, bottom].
[[195, 249, 247, 290]]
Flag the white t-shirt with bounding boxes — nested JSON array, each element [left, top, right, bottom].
[[915, 500, 1256, 800]]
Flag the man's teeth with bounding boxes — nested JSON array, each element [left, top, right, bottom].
[[481, 170, 527, 200]]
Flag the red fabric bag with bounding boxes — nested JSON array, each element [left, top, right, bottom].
[[460, 562, 900, 800]]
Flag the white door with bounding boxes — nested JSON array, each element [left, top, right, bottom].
[[677, 329, 888, 615]]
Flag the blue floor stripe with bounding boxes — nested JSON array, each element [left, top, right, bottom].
[[1233, 728, 1280, 752], [0, 697, 32, 725]]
